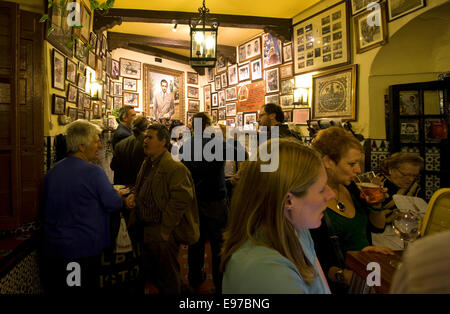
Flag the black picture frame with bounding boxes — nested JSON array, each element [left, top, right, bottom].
[[52, 94, 66, 115]]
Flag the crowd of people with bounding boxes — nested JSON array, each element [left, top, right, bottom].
[[40, 103, 448, 295]]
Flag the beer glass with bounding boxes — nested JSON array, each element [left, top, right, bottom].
[[354, 171, 385, 204]]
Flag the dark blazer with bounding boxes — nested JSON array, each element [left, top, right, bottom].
[[111, 123, 132, 149]]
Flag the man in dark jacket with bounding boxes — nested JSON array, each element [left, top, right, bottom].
[[111, 106, 137, 149], [257, 103, 302, 140]]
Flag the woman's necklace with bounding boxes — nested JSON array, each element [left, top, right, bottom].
[[336, 186, 346, 212]]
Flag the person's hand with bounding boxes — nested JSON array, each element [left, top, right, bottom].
[[117, 187, 130, 197], [160, 232, 169, 241], [361, 187, 389, 208], [125, 193, 136, 209], [362, 246, 395, 255]]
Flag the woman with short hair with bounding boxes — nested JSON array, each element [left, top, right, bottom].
[[220, 138, 335, 293]]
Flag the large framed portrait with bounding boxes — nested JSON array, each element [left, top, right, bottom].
[[187, 72, 199, 85], [350, 0, 381, 15], [46, 1, 73, 57], [228, 64, 238, 86], [250, 59, 262, 81], [204, 84, 212, 112], [52, 49, 65, 91], [388, 0, 425, 21], [238, 63, 251, 82], [120, 58, 142, 79], [188, 99, 200, 112], [262, 33, 282, 69], [293, 1, 350, 74], [312, 64, 357, 121], [52, 94, 66, 115], [123, 91, 139, 107], [238, 36, 261, 64], [143, 64, 185, 121], [265, 68, 279, 93], [188, 86, 199, 99], [354, 2, 388, 54]]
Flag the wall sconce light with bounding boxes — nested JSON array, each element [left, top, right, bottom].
[[189, 0, 219, 67]]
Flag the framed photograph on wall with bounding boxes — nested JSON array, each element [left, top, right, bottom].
[[214, 76, 221, 91], [67, 107, 77, 122], [238, 37, 261, 64], [52, 49, 65, 91], [265, 94, 280, 105], [243, 112, 258, 130], [123, 91, 139, 107], [228, 64, 238, 86], [388, 0, 425, 21], [113, 96, 123, 110], [77, 73, 86, 90], [77, 91, 84, 109], [188, 99, 200, 112], [221, 72, 228, 89], [207, 68, 215, 83], [67, 84, 78, 103], [250, 59, 262, 81], [218, 90, 225, 107], [83, 94, 91, 110], [113, 82, 123, 96], [52, 94, 66, 115], [88, 50, 96, 70], [211, 109, 218, 123], [226, 117, 235, 126], [215, 55, 227, 73], [218, 107, 226, 120], [75, 39, 87, 64], [236, 113, 243, 127], [281, 94, 294, 109], [283, 42, 293, 63], [111, 59, 120, 79], [354, 2, 388, 54], [238, 63, 251, 82], [187, 86, 199, 99], [283, 110, 293, 122], [262, 33, 282, 69], [187, 72, 199, 85], [350, 0, 381, 15], [293, 108, 310, 125], [123, 78, 137, 92], [211, 92, 218, 108], [120, 58, 142, 79], [46, 1, 73, 57], [226, 103, 236, 116], [79, 1, 91, 44], [279, 63, 293, 79], [281, 78, 295, 95], [204, 84, 212, 111], [66, 58, 77, 84], [225, 86, 237, 101], [312, 64, 357, 121], [265, 68, 279, 93], [293, 1, 350, 74]]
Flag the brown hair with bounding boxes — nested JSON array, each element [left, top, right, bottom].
[[380, 152, 424, 175], [220, 138, 322, 285], [312, 126, 362, 163]]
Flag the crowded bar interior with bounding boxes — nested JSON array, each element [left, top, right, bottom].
[[0, 0, 449, 298]]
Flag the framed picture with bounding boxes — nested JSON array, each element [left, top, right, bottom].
[[89, 32, 97, 51], [293, 108, 310, 125], [262, 33, 282, 69], [399, 91, 420, 115], [265, 68, 279, 93], [204, 84, 212, 112], [218, 90, 225, 107], [78, 1, 91, 44], [207, 68, 215, 83], [279, 63, 293, 79], [312, 64, 357, 121], [78, 62, 86, 74], [283, 110, 293, 123], [123, 91, 139, 107], [239, 37, 261, 63], [187, 72, 199, 85], [52, 49, 65, 91], [281, 94, 294, 109], [77, 73, 86, 90], [351, 0, 381, 15], [96, 58, 103, 80], [106, 51, 112, 76], [120, 58, 142, 79], [281, 78, 295, 95], [221, 72, 228, 89], [113, 82, 123, 96], [52, 94, 66, 115], [238, 63, 251, 82], [111, 59, 120, 79], [388, 0, 425, 21], [218, 107, 226, 120], [46, 1, 73, 57], [106, 95, 113, 110], [92, 102, 100, 117], [96, 36, 102, 56], [67, 107, 77, 122], [188, 99, 200, 112], [214, 75, 221, 91], [250, 59, 262, 81], [228, 64, 238, 86], [226, 102, 236, 116], [84, 109, 92, 120], [77, 109, 85, 120], [211, 109, 218, 123], [123, 78, 137, 92], [354, 2, 388, 54], [74, 39, 88, 64], [265, 94, 280, 105], [236, 113, 244, 127], [113, 96, 123, 110], [293, 1, 350, 74], [67, 84, 78, 103], [283, 43, 293, 63], [225, 86, 237, 101], [400, 119, 419, 142], [226, 118, 235, 126], [211, 92, 218, 108], [215, 55, 227, 73], [186, 112, 196, 125], [65, 58, 77, 84], [77, 91, 84, 109], [88, 50, 96, 69], [187, 86, 199, 99], [83, 93, 91, 110], [243, 112, 258, 129]]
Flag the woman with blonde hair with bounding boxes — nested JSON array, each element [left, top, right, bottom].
[[220, 138, 335, 293]]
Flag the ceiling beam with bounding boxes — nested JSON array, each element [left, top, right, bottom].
[[97, 9, 292, 41]]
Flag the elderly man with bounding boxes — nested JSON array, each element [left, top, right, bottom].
[[153, 79, 175, 121], [42, 120, 125, 294], [125, 124, 198, 294], [111, 105, 137, 149]]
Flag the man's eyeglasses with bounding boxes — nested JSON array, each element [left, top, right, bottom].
[[396, 168, 419, 179]]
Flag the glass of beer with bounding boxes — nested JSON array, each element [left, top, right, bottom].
[[354, 171, 385, 204]]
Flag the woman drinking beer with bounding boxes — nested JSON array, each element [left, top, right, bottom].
[[309, 127, 393, 294]]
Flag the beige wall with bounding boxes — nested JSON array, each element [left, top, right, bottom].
[[3, 0, 44, 13], [292, 0, 450, 139]]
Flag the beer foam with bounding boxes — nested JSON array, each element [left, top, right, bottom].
[[357, 182, 380, 189]]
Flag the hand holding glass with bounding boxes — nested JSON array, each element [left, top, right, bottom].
[[355, 171, 385, 204]]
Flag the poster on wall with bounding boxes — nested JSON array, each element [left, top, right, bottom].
[[262, 33, 282, 69], [293, 1, 350, 75], [236, 81, 265, 113]]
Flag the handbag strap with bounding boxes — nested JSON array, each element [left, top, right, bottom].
[[323, 211, 346, 269]]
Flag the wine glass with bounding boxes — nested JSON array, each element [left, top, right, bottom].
[[389, 209, 422, 268]]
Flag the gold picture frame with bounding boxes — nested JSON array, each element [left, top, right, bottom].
[[354, 2, 388, 54]]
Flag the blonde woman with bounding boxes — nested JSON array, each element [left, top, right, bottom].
[[220, 138, 335, 293]]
